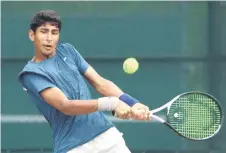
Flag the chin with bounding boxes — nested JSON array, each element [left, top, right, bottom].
[[43, 51, 54, 56]]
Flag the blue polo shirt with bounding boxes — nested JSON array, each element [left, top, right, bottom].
[[18, 43, 114, 153]]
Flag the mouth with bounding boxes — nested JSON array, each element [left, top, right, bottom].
[[44, 45, 52, 49]]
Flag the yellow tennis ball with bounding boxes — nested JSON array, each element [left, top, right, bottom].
[[123, 58, 139, 74]]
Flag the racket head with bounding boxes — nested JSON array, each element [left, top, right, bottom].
[[166, 91, 223, 140]]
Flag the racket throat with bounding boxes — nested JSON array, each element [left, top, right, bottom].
[[151, 115, 165, 123]]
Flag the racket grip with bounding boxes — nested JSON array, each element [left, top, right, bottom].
[[112, 111, 115, 116]]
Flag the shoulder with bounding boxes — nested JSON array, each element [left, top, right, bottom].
[[56, 42, 82, 60], [19, 62, 39, 76], [57, 42, 77, 52], [18, 62, 49, 84]]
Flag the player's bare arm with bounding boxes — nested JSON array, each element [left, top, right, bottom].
[[39, 86, 131, 118], [40, 87, 98, 115], [83, 65, 150, 120], [84, 65, 123, 97]]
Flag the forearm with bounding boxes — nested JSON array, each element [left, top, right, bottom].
[[61, 99, 98, 115], [60, 97, 119, 115], [83, 66, 137, 107], [96, 79, 138, 107], [96, 79, 124, 97]]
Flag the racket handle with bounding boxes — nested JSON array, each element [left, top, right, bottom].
[[113, 110, 165, 123], [151, 114, 165, 123]]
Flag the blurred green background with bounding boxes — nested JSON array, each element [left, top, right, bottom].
[[1, 1, 226, 153]]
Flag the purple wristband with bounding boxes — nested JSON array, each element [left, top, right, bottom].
[[119, 93, 138, 107]]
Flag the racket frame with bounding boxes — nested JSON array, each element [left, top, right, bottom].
[[150, 91, 224, 140]]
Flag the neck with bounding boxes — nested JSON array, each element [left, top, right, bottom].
[[32, 49, 56, 63]]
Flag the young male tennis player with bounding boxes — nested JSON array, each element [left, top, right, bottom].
[[18, 10, 150, 153]]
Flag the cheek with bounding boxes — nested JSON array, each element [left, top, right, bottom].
[[34, 39, 42, 48], [54, 37, 59, 45], [34, 35, 43, 44]]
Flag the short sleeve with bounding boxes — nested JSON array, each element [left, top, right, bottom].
[[21, 73, 56, 96], [66, 43, 89, 74]]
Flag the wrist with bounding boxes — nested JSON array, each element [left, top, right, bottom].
[[98, 97, 119, 111], [119, 93, 138, 107]]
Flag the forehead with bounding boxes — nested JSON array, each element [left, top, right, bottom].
[[38, 22, 59, 30]]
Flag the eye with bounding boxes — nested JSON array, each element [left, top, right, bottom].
[[52, 31, 59, 35], [40, 30, 47, 33], [52, 32, 59, 35]]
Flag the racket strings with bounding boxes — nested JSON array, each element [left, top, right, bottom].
[[168, 93, 221, 140]]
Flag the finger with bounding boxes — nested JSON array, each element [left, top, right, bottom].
[[125, 110, 132, 119], [119, 110, 127, 119], [118, 114, 126, 119], [124, 114, 131, 120], [131, 111, 139, 120], [120, 113, 128, 119], [120, 110, 131, 119], [142, 113, 148, 120], [145, 111, 150, 120], [133, 110, 145, 120], [142, 106, 150, 120], [131, 109, 139, 119]]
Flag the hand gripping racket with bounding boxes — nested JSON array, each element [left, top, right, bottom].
[[150, 91, 223, 140]]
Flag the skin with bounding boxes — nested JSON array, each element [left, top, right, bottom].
[[28, 22, 150, 120], [29, 22, 60, 62]]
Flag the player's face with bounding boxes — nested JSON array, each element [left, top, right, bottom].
[[29, 22, 60, 57]]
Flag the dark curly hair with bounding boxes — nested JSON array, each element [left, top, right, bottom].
[[30, 10, 62, 32]]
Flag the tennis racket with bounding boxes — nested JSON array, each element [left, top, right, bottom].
[[150, 91, 223, 140], [114, 91, 223, 140]]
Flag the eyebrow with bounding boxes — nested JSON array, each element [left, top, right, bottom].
[[39, 28, 59, 32]]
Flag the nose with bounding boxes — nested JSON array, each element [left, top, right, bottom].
[[46, 33, 52, 42]]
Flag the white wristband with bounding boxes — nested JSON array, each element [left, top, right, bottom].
[[98, 97, 119, 111]]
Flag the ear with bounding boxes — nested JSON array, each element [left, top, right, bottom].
[[29, 30, 35, 42]]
